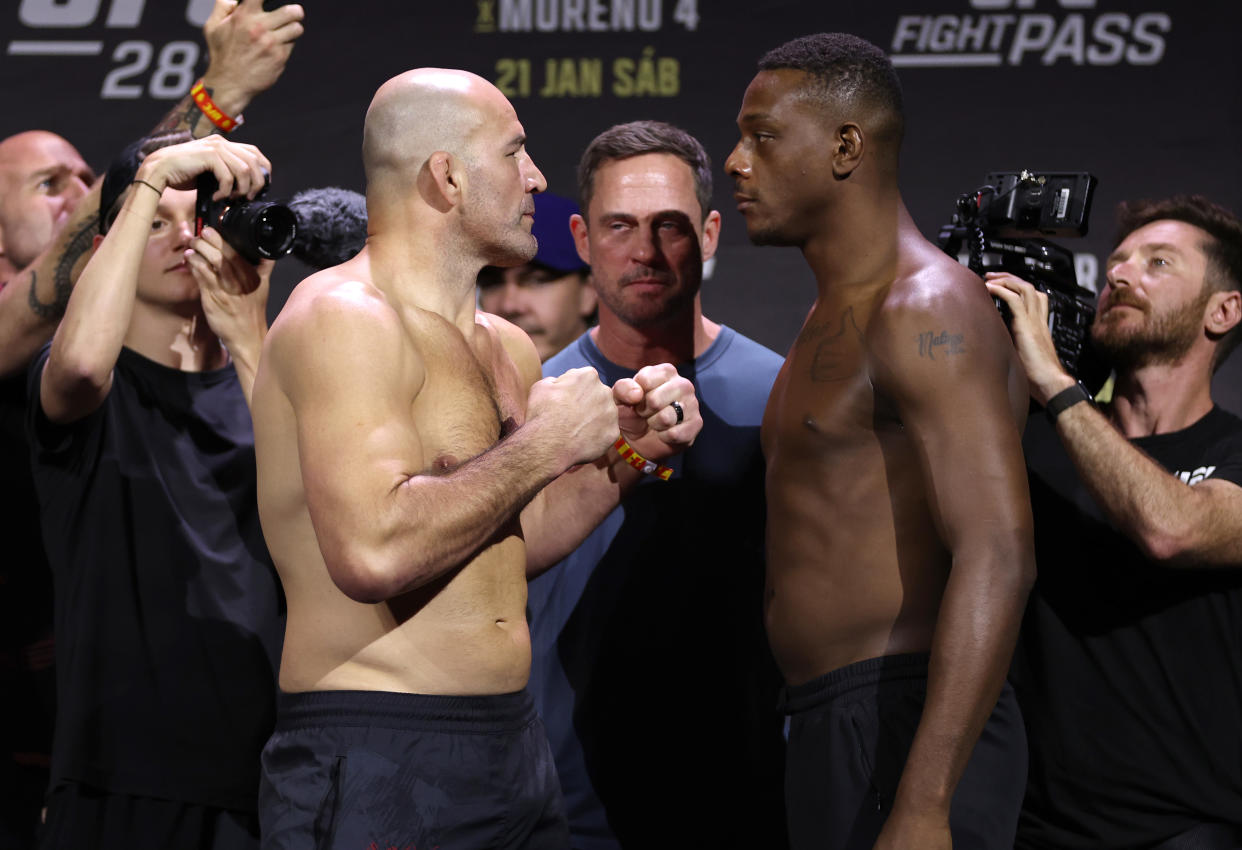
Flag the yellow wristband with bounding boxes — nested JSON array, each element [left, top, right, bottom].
[[612, 436, 674, 481], [190, 80, 242, 133]]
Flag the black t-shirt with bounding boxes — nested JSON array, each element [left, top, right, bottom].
[[1014, 406, 1242, 848], [0, 371, 54, 649], [27, 345, 285, 811]]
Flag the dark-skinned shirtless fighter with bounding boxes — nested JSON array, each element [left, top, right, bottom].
[[725, 34, 1035, 850], [250, 68, 701, 850]]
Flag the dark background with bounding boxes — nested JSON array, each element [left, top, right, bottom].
[[3, 0, 1238, 409]]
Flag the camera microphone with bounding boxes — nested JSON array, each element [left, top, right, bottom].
[[288, 187, 369, 271]]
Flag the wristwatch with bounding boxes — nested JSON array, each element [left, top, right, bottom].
[[1045, 381, 1092, 423]]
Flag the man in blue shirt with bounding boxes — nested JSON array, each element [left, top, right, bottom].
[[526, 120, 788, 849]]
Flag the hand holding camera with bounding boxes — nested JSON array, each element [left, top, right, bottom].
[[134, 135, 269, 200]]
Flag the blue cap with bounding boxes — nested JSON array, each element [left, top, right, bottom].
[[531, 193, 587, 273]]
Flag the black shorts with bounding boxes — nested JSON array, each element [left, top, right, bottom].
[[40, 782, 259, 850], [780, 653, 1027, 850], [258, 688, 568, 850]]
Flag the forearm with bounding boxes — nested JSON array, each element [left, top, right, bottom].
[[1055, 401, 1215, 563], [330, 423, 570, 602], [0, 184, 102, 377], [149, 73, 250, 139], [225, 330, 265, 407], [46, 185, 157, 392], [895, 543, 1033, 813], [522, 450, 642, 577]]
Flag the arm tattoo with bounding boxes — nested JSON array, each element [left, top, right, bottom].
[[152, 91, 209, 136], [917, 330, 966, 360], [28, 214, 99, 319]]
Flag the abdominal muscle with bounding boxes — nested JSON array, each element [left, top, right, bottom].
[[278, 535, 533, 696], [763, 452, 948, 687]]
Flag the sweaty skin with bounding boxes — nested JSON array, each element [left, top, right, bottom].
[[251, 70, 700, 698]]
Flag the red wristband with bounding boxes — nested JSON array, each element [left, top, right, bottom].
[[190, 80, 242, 133], [612, 436, 674, 481]]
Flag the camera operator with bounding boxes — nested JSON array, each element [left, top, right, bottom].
[[985, 195, 1242, 849], [27, 134, 284, 848]]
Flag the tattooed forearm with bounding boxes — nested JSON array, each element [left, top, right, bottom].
[[27, 215, 100, 319], [152, 93, 208, 136], [917, 330, 965, 360]]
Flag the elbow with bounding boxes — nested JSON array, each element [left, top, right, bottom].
[[327, 543, 437, 604], [47, 349, 109, 398], [329, 549, 403, 604], [1136, 521, 1197, 566]]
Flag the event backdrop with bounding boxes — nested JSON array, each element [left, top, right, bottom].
[[3, 0, 1239, 407]]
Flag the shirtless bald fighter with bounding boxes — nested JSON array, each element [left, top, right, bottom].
[[251, 69, 700, 850], [725, 34, 1035, 850]]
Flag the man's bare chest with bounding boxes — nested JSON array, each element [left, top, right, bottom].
[[409, 338, 524, 473]]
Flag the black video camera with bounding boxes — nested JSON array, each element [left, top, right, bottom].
[[196, 173, 297, 265], [939, 170, 1100, 381]]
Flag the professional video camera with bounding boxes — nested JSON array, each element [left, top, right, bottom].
[[196, 173, 297, 265], [938, 171, 1099, 380]]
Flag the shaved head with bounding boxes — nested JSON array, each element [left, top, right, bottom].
[[0, 130, 91, 274], [362, 69, 512, 194], [360, 68, 546, 269]]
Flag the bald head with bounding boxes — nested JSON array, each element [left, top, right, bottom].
[[362, 69, 513, 192], [0, 130, 92, 275]]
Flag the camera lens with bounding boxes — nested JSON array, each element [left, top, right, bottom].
[[250, 205, 297, 260]]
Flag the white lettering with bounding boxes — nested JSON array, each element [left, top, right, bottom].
[[1008, 13, 1055, 64], [500, 0, 532, 30], [638, 0, 660, 31], [1042, 13, 1085, 64], [19, 0, 100, 27], [930, 15, 958, 51], [957, 15, 990, 51], [536, 0, 558, 31], [106, 0, 144, 27], [893, 16, 924, 52], [186, 0, 213, 26], [612, 0, 634, 28], [1127, 13, 1170, 65], [1086, 13, 1128, 65], [563, 0, 585, 29], [587, 0, 607, 30]]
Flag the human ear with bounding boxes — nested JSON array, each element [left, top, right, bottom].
[[832, 123, 864, 179], [569, 213, 591, 266]]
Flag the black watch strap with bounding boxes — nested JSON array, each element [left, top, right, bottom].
[[1046, 381, 1091, 423]]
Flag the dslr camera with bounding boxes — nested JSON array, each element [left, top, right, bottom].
[[939, 171, 1100, 381], [196, 173, 297, 265]]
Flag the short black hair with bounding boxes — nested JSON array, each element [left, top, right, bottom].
[[98, 131, 190, 234], [1114, 194, 1242, 370], [758, 33, 904, 146], [577, 120, 712, 221]]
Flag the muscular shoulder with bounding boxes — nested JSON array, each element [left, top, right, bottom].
[[266, 270, 420, 398], [476, 309, 541, 389], [873, 249, 1006, 354], [867, 247, 1016, 398]]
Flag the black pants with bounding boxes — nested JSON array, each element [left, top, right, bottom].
[[259, 688, 568, 850], [40, 782, 259, 850], [781, 653, 1027, 850]]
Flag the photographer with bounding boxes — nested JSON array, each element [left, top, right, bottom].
[[985, 195, 1242, 849], [28, 135, 284, 848]]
